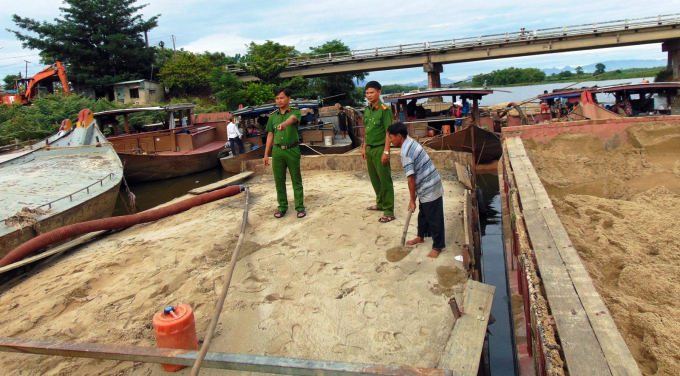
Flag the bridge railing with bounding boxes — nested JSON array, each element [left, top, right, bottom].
[[226, 13, 680, 74]]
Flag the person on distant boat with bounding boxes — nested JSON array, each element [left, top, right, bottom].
[[263, 87, 306, 219], [338, 106, 348, 139], [540, 99, 550, 114], [387, 121, 445, 258], [226, 116, 244, 156], [407, 98, 417, 119], [453, 103, 463, 130], [461, 98, 470, 117], [362, 81, 395, 223], [611, 103, 626, 116]]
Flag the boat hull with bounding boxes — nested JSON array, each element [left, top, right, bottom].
[[0, 181, 121, 260], [119, 146, 223, 183]]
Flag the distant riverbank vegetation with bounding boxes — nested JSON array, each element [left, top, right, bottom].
[[468, 64, 667, 87]]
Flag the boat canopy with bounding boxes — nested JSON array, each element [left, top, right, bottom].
[[383, 88, 494, 103], [231, 100, 322, 116], [93, 103, 195, 117], [538, 83, 680, 100]]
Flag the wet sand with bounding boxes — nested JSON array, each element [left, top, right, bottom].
[[0, 170, 467, 375], [525, 123, 680, 375]]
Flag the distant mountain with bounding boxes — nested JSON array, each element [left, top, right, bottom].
[[542, 59, 665, 75]]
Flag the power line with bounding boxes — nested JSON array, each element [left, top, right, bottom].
[[0, 53, 39, 61]]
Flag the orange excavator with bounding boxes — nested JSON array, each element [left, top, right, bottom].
[[0, 62, 71, 105]]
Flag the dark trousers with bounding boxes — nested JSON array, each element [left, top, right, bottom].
[[229, 137, 244, 156], [418, 196, 445, 250]]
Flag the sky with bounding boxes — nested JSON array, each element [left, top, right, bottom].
[[0, 1, 677, 84]]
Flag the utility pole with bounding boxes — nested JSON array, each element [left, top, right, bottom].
[[159, 41, 166, 64], [144, 30, 149, 48], [171, 35, 176, 56], [24, 60, 30, 78]]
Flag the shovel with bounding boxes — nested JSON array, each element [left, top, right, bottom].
[[401, 208, 414, 246]]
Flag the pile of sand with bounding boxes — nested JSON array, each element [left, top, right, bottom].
[[0, 170, 466, 375], [525, 123, 680, 375]]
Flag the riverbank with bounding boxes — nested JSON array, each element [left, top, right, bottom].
[[525, 124, 680, 375], [0, 170, 468, 374]]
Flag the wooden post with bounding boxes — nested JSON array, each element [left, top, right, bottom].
[[187, 108, 193, 125], [123, 114, 130, 134], [473, 97, 480, 127]]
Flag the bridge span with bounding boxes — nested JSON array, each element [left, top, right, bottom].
[[230, 14, 680, 84]]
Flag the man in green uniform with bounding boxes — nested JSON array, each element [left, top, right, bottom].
[[362, 81, 395, 223], [263, 87, 306, 218]]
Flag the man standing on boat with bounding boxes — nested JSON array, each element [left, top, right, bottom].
[[386, 121, 445, 258], [263, 87, 306, 219], [363, 81, 395, 223], [338, 106, 348, 139], [226, 116, 245, 156]]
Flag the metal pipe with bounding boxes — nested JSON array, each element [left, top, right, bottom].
[[0, 336, 451, 375], [191, 187, 250, 375]]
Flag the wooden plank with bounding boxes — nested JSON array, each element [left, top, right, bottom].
[[439, 280, 495, 375], [188, 171, 254, 195], [505, 138, 539, 210], [522, 210, 611, 375], [0, 231, 107, 274], [455, 162, 472, 190]]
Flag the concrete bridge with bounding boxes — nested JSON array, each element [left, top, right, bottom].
[[229, 14, 680, 85]]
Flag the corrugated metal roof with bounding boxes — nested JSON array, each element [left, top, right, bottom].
[[112, 79, 159, 86], [384, 88, 494, 102], [231, 100, 322, 116], [93, 103, 194, 116]]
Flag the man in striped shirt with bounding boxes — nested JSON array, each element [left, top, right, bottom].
[[387, 122, 446, 258]]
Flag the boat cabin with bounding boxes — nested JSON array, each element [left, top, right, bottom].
[[538, 82, 680, 117], [383, 88, 494, 139]]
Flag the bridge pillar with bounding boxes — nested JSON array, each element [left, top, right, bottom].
[[424, 63, 444, 103], [662, 39, 680, 81]]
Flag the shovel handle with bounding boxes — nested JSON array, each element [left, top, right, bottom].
[[401, 208, 414, 246]]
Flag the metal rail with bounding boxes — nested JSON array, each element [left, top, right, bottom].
[[227, 13, 680, 73], [3, 173, 117, 224], [0, 337, 451, 376]]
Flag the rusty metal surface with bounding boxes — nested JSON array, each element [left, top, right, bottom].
[[0, 336, 453, 375]]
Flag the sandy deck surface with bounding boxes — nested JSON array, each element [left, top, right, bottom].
[[0, 170, 467, 375], [525, 123, 680, 376]]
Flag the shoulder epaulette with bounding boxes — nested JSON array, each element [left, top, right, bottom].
[[381, 104, 388, 110], [269, 109, 278, 115], [290, 106, 299, 110]]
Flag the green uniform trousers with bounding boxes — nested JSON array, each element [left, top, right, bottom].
[[272, 145, 304, 212], [366, 145, 394, 216]]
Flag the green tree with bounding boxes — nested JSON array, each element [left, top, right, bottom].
[[2, 74, 20, 89], [7, 0, 159, 93], [208, 67, 242, 109], [575, 66, 584, 75], [472, 67, 545, 86], [239, 41, 298, 85], [236, 82, 276, 106], [158, 51, 217, 96], [594, 63, 606, 75], [307, 39, 366, 106], [558, 70, 573, 78]]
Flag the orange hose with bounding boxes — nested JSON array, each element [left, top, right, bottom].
[[0, 185, 244, 267]]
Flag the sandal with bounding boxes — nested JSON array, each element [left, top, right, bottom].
[[274, 210, 286, 218], [366, 205, 382, 211], [297, 210, 306, 218], [378, 215, 396, 223]]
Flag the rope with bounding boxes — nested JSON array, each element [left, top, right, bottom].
[[190, 188, 250, 375]]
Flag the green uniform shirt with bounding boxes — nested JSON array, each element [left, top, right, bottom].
[[363, 101, 393, 146], [266, 107, 302, 145]]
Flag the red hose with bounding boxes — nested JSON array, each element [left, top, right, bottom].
[[0, 185, 244, 267]]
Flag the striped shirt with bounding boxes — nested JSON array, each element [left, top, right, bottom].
[[400, 138, 444, 203]]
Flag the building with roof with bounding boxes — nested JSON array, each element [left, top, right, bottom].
[[112, 80, 165, 105]]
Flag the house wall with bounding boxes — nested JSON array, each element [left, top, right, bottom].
[[113, 81, 165, 105]]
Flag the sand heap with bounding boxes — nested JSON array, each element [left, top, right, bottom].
[[0, 170, 467, 375], [525, 123, 680, 376]]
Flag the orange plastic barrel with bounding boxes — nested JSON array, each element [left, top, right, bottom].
[[153, 304, 198, 371], [442, 125, 451, 135]]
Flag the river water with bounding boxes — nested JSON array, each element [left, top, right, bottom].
[[112, 167, 234, 216], [478, 172, 516, 375]]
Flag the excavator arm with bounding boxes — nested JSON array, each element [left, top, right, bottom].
[[22, 62, 71, 102]]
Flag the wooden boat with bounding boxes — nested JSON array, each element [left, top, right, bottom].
[[93, 104, 227, 183], [221, 100, 354, 173], [0, 110, 124, 259], [421, 125, 502, 164]]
